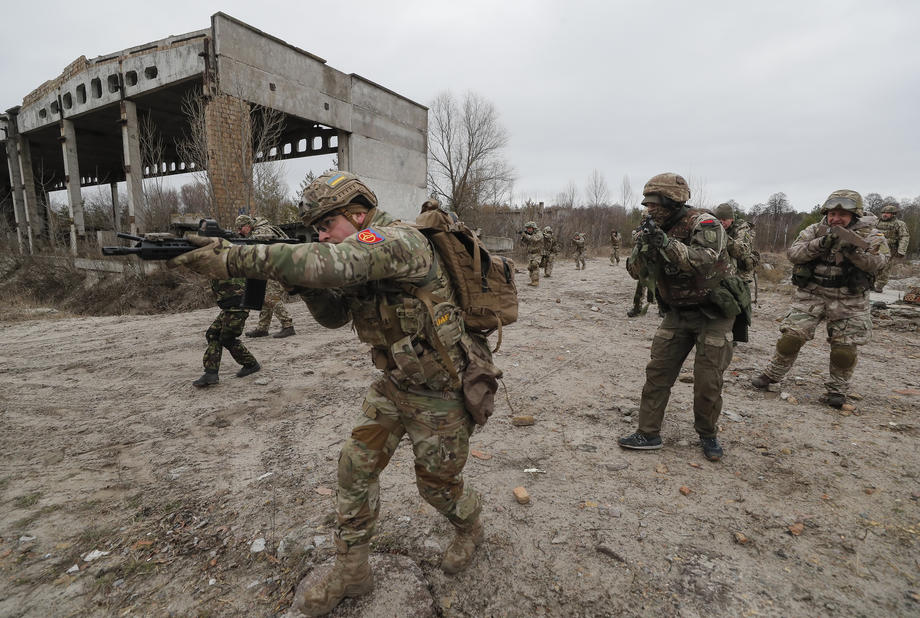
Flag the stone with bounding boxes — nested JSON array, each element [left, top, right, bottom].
[[678, 374, 694, 383], [733, 532, 749, 545], [513, 486, 531, 504], [596, 544, 627, 562], [788, 522, 805, 536], [512, 415, 535, 426], [679, 486, 692, 496], [604, 461, 629, 472], [250, 538, 266, 553]]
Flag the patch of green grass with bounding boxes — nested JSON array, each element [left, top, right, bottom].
[[77, 526, 114, 546], [0, 477, 10, 491], [13, 492, 41, 508], [119, 558, 158, 578], [13, 503, 62, 529], [125, 493, 144, 509]]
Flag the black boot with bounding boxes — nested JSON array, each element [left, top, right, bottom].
[[193, 370, 219, 388], [236, 362, 261, 378], [272, 326, 295, 338]]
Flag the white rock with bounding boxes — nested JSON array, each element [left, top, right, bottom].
[[18, 535, 36, 543], [254, 377, 271, 386], [209, 578, 216, 586], [780, 392, 790, 400], [313, 535, 328, 547], [66, 564, 79, 574], [250, 538, 266, 553], [83, 549, 109, 562]]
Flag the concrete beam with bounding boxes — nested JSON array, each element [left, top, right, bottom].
[[4, 111, 28, 253], [17, 137, 43, 244], [120, 100, 145, 234], [109, 182, 120, 232], [60, 118, 85, 253]]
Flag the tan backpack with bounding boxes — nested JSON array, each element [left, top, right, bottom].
[[412, 209, 518, 350]]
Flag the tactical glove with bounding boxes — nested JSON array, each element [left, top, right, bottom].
[[167, 235, 233, 279], [818, 234, 835, 251], [646, 228, 670, 249]]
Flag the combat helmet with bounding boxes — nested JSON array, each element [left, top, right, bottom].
[[821, 189, 863, 217], [298, 171, 378, 226], [543, 225, 553, 234], [524, 221, 537, 231], [881, 203, 900, 215], [235, 214, 254, 230], [714, 203, 734, 220], [642, 173, 690, 206]]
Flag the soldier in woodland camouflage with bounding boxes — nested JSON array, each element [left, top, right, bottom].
[[874, 203, 910, 292], [541, 226, 559, 277], [715, 203, 756, 287], [610, 229, 621, 264], [169, 171, 495, 616], [619, 173, 739, 462], [572, 232, 587, 270], [193, 277, 261, 387], [520, 222, 544, 286], [234, 215, 296, 338], [752, 190, 889, 408]]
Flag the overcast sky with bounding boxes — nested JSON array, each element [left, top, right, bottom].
[[3, 0, 918, 212]]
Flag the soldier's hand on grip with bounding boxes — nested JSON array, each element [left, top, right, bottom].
[[646, 227, 670, 249], [167, 235, 233, 279]]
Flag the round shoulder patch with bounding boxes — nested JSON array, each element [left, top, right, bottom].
[[356, 228, 385, 244]]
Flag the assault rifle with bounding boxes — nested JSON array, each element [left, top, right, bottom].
[[815, 224, 871, 265], [102, 218, 301, 310]]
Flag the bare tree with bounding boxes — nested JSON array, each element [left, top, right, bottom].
[[138, 111, 179, 230], [619, 175, 637, 212], [427, 91, 515, 217], [555, 181, 579, 209], [686, 173, 710, 210], [585, 169, 610, 207]]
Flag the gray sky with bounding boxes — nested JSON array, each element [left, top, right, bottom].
[[3, 0, 918, 212]]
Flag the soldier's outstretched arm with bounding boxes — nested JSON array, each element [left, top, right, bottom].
[[297, 288, 351, 328]]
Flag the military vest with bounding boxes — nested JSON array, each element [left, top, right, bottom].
[[793, 219, 876, 292], [875, 218, 902, 246], [657, 209, 731, 307]]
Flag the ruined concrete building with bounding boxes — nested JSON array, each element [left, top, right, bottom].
[[1, 12, 428, 254]]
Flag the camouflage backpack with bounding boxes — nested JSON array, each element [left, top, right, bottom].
[[412, 209, 518, 351]]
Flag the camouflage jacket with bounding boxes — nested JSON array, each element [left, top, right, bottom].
[[788, 215, 889, 298], [210, 278, 246, 308], [225, 209, 469, 391], [249, 217, 288, 241], [725, 220, 755, 275], [610, 231, 620, 247], [520, 230, 544, 255], [875, 217, 910, 256], [628, 209, 729, 307], [571, 233, 586, 250], [542, 233, 559, 256]]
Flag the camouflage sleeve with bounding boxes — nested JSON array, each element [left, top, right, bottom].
[[897, 220, 910, 255], [298, 288, 352, 328], [662, 215, 726, 272], [787, 224, 825, 264], [843, 230, 889, 274], [225, 225, 433, 289], [728, 224, 754, 260]]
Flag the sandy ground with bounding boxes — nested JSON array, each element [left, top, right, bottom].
[[1, 256, 919, 617]]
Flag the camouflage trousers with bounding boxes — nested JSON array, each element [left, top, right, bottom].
[[637, 309, 734, 438], [540, 254, 556, 277], [527, 254, 542, 284], [203, 308, 257, 372], [632, 281, 655, 313], [255, 280, 293, 331], [574, 249, 586, 270], [762, 288, 872, 395], [335, 377, 481, 547], [610, 246, 619, 264]]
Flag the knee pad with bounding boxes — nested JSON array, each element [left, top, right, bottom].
[[776, 333, 805, 356], [829, 345, 857, 370]]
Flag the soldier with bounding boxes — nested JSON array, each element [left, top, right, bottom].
[[619, 173, 737, 462], [572, 232, 587, 270], [169, 171, 496, 616], [541, 225, 559, 277], [714, 203, 756, 290], [420, 196, 442, 213], [626, 226, 655, 317], [874, 203, 910, 292], [192, 276, 261, 388], [520, 221, 544, 286], [752, 190, 889, 408], [610, 229, 621, 264], [235, 215, 296, 339]]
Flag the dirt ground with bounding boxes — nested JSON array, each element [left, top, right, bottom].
[[2, 255, 919, 617]]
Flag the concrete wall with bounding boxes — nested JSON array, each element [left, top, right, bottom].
[[211, 13, 428, 221]]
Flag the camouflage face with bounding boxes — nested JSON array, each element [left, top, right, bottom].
[[298, 171, 378, 226], [821, 189, 863, 217], [642, 173, 690, 204]]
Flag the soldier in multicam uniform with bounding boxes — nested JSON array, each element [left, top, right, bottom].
[[610, 229, 621, 264], [752, 190, 889, 408], [520, 221, 544, 286], [170, 171, 495, 616], [234, 215, 296, 339], [619, 173, 734, 462], [540, 225, 559, 277], [874, 203, 910, 292], [572, 232, 587, 270], [714, 203, 756, 289], [192, 277, 261, 388]]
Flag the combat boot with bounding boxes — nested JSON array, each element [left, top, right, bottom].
[[272, 326, 295, 338], [192, 370, 219, 388], [441, 518, 484, 574], [236, 362, 261, 378], [292, 541, 373, 616], [751, 373, 777, 389], [245, 328, 269, 337], [821, 392, 846, 409]]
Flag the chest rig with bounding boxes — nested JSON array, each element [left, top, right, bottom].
[[657, 209, 729, 307]]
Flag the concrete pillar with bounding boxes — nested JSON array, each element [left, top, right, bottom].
[[17, 137, 42, 248], [203, 93, 252, 227], [60, 119, 85, 254], [110, 182, 120, 232], [120, 100, 145, 234], [4, 136, 27, 254], [336, 130, 351, 171]]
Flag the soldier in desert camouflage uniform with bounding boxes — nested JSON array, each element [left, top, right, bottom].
[[714, 203, 756, 288], [610, 229, 621, 264], [619, 173, 738, 462], [752, 190, 889, 408], [541, 225, 559, 277], [520, 221, 544, 286], [874, 203, 910, 292], [234, 215, 296, 339], [572, 232, 587, 270], [192, 277, 261, 387], [170, 171, 496, 616]]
